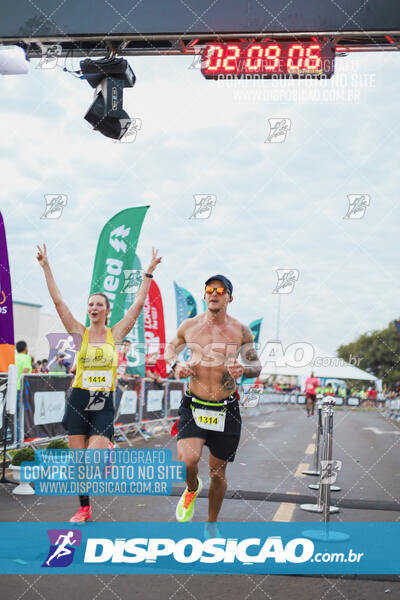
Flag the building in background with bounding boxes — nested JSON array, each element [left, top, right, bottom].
[[13, 301, 64, 362]]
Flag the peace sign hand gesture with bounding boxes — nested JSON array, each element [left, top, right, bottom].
[[146, 247, 162, 275], [36, 244, 49, 269]]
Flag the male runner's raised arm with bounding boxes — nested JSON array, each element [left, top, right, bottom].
[[239, 324, 262, 379]]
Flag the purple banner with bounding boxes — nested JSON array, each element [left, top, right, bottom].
[[0, 211, 14, 371]]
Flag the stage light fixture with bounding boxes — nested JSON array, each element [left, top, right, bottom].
[[80, 57, 136, 140]]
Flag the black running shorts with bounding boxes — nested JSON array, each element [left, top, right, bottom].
[[306, 393, 316, 404], [177, 391, 241, 462], [62, 387, 114, 439]]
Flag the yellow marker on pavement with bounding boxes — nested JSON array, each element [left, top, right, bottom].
[[305, 443, 315, 455], [295, 463, 309, 477]]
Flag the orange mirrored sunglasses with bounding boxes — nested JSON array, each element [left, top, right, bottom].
[[205, 285, 226, 295]]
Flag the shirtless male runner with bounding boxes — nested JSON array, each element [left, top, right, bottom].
[[165, 275, 261, 523]]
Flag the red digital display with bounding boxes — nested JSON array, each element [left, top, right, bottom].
[[201, 41, 335, 79]]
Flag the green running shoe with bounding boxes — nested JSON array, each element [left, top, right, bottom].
[[176, 477, 202, 522]]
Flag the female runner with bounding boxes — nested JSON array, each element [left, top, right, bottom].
[[37, 243, 161, 522]]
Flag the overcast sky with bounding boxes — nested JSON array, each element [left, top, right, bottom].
[[1, 50, 399, 357]]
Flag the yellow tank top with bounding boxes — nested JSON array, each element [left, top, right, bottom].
[[72, 328, 118, 391]]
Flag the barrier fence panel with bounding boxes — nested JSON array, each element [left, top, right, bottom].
[[347, 397, 360, 406], [243, 390, 386, 409], [165, 380, 185, 420], [113, 377, 143, 446], [386, 397, 400, 420], [260, 392, 285, 404], [21, 374, 72, 443], [0, 372, 15, 448], [141, 379, 166, 422], [114, 378, 141, 425]]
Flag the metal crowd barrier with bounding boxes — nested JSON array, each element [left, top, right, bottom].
[[15, 374, 394, 447], [249, 391, 306, 405], [240, 390, 347, 407], [20, 373, 73, 445], [113, 377, 143, 444], [240, 389, 382, 409], [0, 371, 17, 452], [18, 374, 186, 448], [302, 401, 324, 476], [166, 380, 185, 420], [386, 397, 400, 420], [300, 397, 340, 520]]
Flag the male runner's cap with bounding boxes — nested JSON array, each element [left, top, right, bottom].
[[205, 275, 233, 296]]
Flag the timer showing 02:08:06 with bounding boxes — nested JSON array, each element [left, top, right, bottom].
[[200, 41, 335, 79]]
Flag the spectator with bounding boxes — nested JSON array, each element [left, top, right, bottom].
[[367, 386, 378, 405], [254, 376, 263, 389], [40, 359, 49, 373], [33, 359, 42, 373], [52, 351, 71, 374], [146, 352, 164, 384], [325, 383, 334, 396], [15, 340, 32, 397], [117, 339, 131, 379]]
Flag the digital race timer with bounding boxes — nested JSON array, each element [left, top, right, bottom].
[[201, 41, 335, 79]]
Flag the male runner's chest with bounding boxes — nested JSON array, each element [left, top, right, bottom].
[[185, 324, 242, 355]]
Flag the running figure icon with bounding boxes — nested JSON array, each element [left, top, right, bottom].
[[45, 531, 77, 566]]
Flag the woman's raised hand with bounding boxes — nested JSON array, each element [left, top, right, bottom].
[[146, 247, 162, 274], [36, 243, 49, 269]]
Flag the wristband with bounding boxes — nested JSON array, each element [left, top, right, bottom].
[[145, 273, 153, 278]]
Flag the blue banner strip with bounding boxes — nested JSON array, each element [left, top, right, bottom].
[[20, 449, 186, 495], [0, 523, 398, 574]]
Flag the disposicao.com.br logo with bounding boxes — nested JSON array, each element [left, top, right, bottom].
[[82, 535, 363, 566]]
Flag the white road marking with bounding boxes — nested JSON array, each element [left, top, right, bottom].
[[363, 427, 400, 435], [255, 421, 277, 429]]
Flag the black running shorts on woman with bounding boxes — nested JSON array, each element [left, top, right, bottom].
[[177, 390, 241, 462], [62, 388, 114, 439]]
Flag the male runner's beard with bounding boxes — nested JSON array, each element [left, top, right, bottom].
[[208, 306, 220, 313]]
